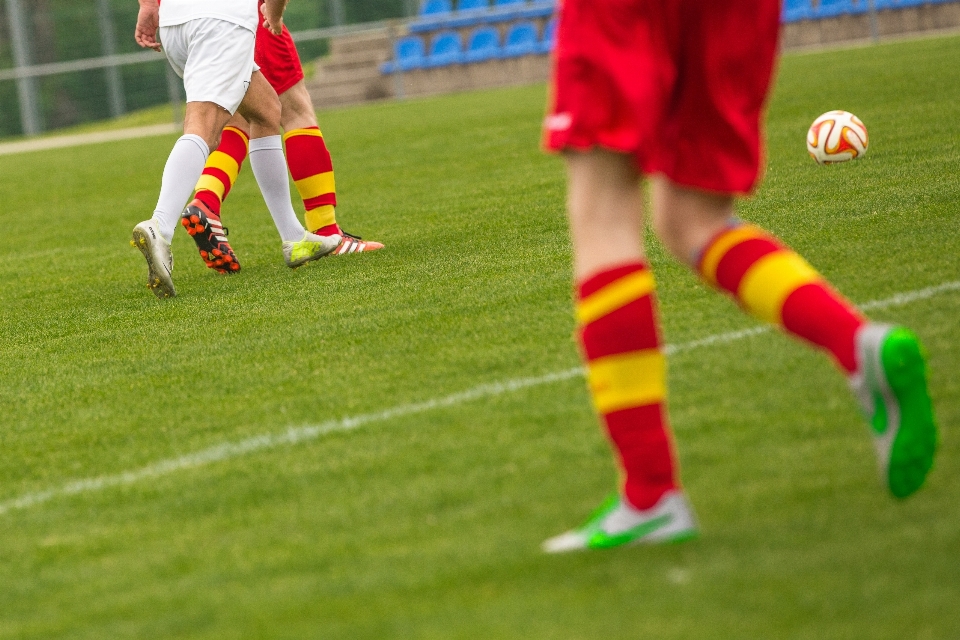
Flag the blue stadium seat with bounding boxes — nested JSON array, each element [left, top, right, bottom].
[[519, 0, 556, 19], [873, 0, 915, 7], [501, 21, 538, 57], [382, 36, 426, 73], [815, 0, 856, 18], [487, 0, 525, 22], [782, 0, 813, 22], [426, 31, 464, 67], [448, 0, 490, 28], [536, 16, 556, 54], [465, 26, 501, 62], [410, 0, 453, 33]]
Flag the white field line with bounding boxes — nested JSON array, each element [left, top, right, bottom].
[[1, 279, 957, 517], [0, 123, 179, 157]]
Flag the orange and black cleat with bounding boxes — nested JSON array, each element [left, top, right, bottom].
[[179, 199, 241, 274]]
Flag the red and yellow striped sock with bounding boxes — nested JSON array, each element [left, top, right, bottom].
[[578, 262, 680, 510], [697, 223, 866, 373], [193, 126, 249, 217], [283, 127, 339, 236]]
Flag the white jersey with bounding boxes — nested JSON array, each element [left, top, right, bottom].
[[159, 0, 259, 33]]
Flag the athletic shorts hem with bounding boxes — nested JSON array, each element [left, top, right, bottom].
[[160, 20, 256, 115], [255, 24, 306, 96]]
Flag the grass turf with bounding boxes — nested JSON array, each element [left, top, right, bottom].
[[0, 33, 958, 639]]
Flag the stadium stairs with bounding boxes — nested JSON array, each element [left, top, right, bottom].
[[306, 0, 960, 109]]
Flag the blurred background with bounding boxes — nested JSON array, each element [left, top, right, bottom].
[[0, 0, 416, 138], [1, 0, 955, 139]]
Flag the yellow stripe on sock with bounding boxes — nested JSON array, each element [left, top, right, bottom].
[[205, 150, 242, 184], [738, 251, 821, 325], [195, 174, 227, 200], [283, 128, 324, 143], [587, 349, 666, 415], [577, 270, 656, 326], [699, 225, 766, 286], [294, 171, 336, 202], [305, 205, 337, 231]]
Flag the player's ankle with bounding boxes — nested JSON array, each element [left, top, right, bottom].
[[311, 223, 341, 237], [194, 191, 222, 218]]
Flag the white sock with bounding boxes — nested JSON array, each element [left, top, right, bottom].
[[152, 134, 209, 243], [248, 135, 306, 243]]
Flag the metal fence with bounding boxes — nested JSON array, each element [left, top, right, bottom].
[[0, 0, 417, 138]]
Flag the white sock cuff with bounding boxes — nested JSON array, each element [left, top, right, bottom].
[[249, 135, 283, 152], [179, 134, 210, 160]]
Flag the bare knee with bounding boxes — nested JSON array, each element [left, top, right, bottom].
[[279, 81, 318, 131], [237, 72, 283, 137], [246, 93, 281, 131], [650, 177, 736, 265], [182, 101, 233, 152]]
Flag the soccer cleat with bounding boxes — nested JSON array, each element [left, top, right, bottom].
[[282, 231, 342, 268], [542, 490, 698, 553], [131, 219, 176, 299], [849, 324, 938, 499], [180, 199, 240, 274], [327, 229, 385, 256]]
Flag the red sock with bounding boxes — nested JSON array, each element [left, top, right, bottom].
[[193, 126, 249, 217], [577, 262, 680, 509], [698, 224, 866, 373], [283, 127, 338, 235]]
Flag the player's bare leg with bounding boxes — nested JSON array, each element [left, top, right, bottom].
[[649, 177, 735, 264], [279, 80, 383, 255], [543, 150, 698, 553]]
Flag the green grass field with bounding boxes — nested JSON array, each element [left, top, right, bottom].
[[1, 33, 958, 639]]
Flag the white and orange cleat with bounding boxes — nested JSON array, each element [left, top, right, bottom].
[[327, 230, 384, 256]]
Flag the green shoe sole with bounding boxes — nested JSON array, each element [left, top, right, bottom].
[[879, 329, 938, 499]]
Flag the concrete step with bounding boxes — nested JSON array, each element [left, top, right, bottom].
[[309, 78, 392, 108], [314, 64, 383, 87], [315, 49, 390, 72], [330, 30, 393, 56]]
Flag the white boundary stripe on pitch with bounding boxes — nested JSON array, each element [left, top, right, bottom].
[[0, 123, 179, 157], [2, 279, 958, 517]]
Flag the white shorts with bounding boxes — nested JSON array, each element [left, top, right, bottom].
[[160, 18, 260, 115]]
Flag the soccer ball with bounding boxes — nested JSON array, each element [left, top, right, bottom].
[[806, 110, 868, 165]]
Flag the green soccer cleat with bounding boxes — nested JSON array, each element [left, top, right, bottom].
[[850, 324, 938, 499], [131, 219, 176, 299], [542, 490, 698, 553], [281, 231, 342, 268]]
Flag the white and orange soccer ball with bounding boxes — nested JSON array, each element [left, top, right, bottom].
[[806, 110, 868, 165]]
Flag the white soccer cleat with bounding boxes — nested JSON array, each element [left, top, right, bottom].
[[131, 219, 176, 298], [282, 231, 342, 268], [543, 489, 698, 554]]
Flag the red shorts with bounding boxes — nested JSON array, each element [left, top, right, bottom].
[[255, 22, 305, 95], [544, 0, 781, 194]]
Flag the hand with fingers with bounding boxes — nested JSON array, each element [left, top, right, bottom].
[[135, 0, 162, 52]]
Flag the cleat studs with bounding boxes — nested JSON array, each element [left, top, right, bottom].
[[212, 249, 222, 257], [190, 215, 200, 223], [130, 240, 135, 247]]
